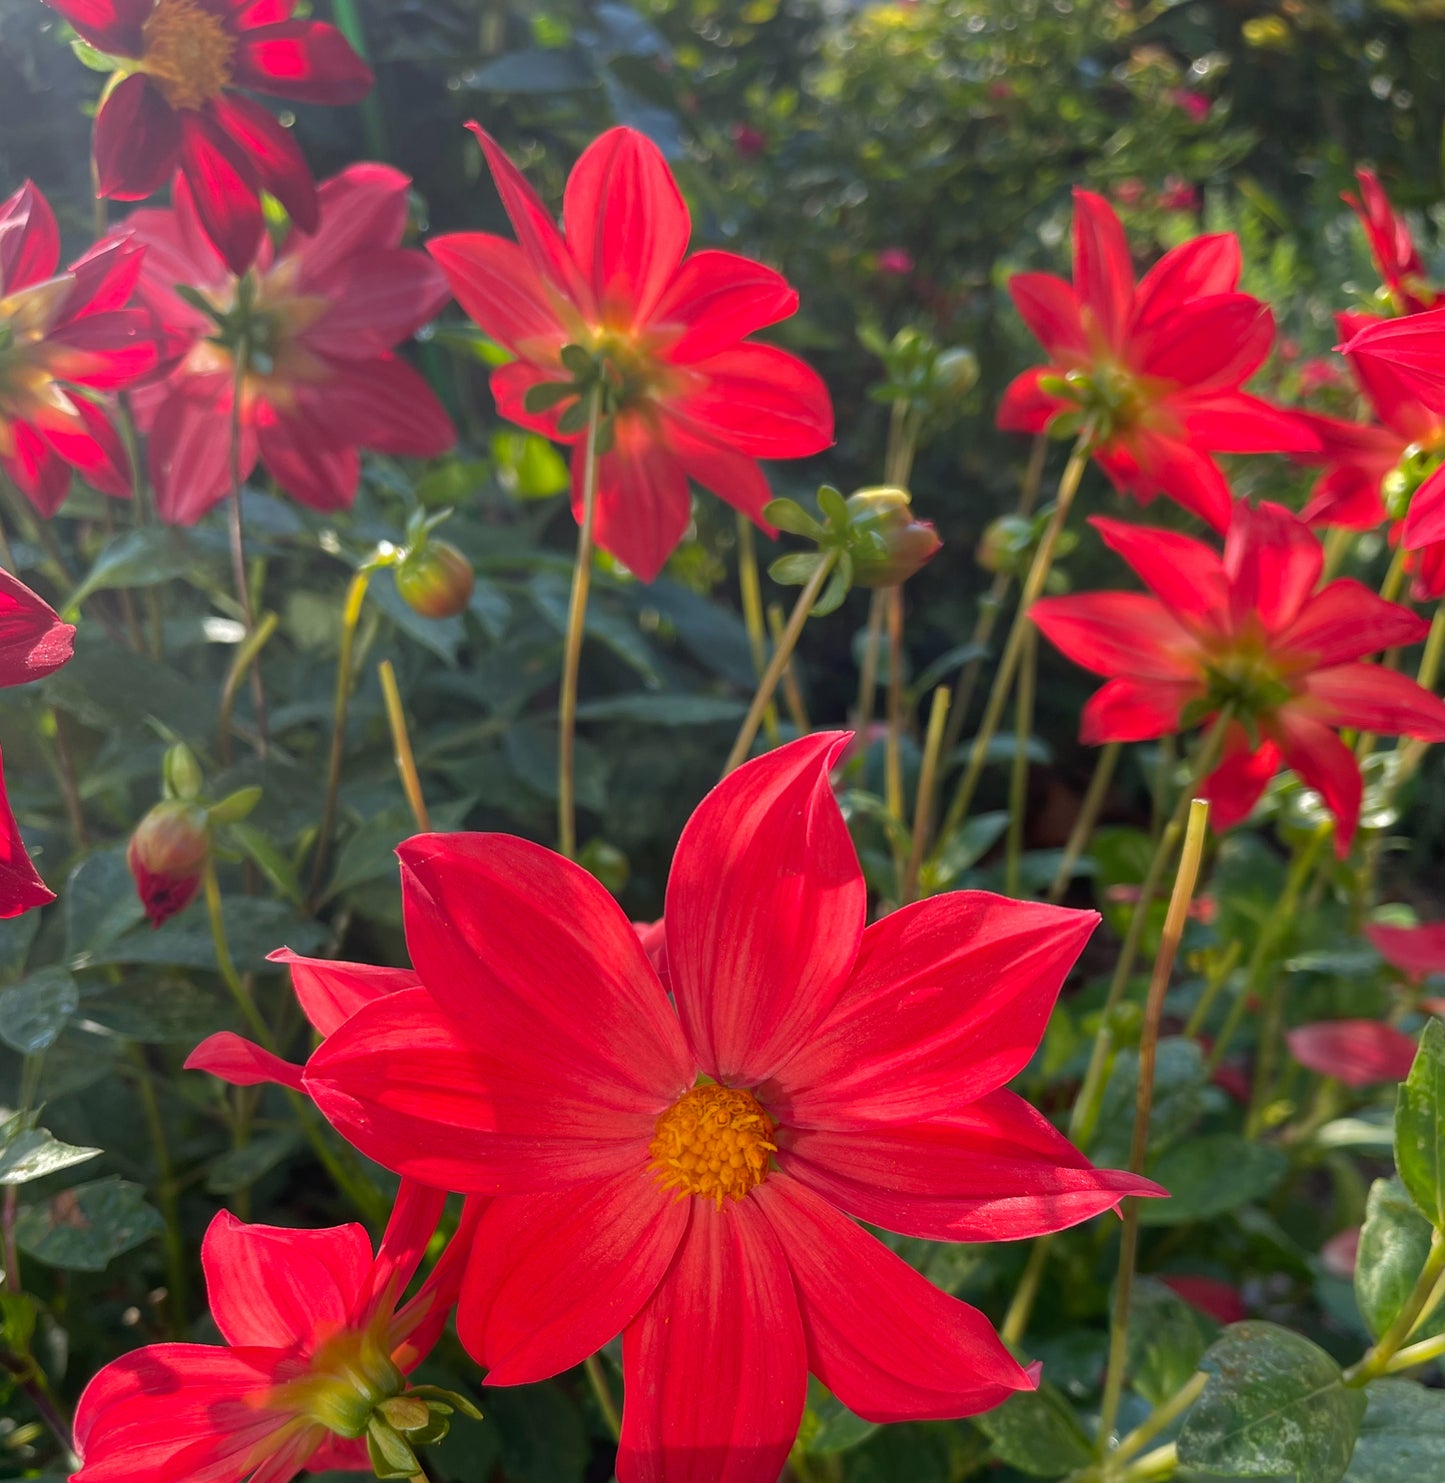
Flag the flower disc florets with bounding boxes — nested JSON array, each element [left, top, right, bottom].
[[649, 1082, 777, 1208], [140, 0, 236, 111]]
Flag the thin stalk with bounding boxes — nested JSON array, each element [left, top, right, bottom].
[[1097, 800, 1211, 1450], [1345, 1234, 1445, 1385], [884, 585, 907, 879], [379, 660, 431, 832], [309, 570, 372, 901], [736, 514, 781, 749], [217, 610, 279, 767], [1119, 1443, 1178, 1481], [723, 552, 839, 777], [1048, 741, 1120, 903], [1321, 524, 1354, 581], [227, 351, 269, 755], [583, 1353, 622, 1442], [558, 395, 601, 860], [902, 686, 951, 904], [128, 1046, 187, 1335], [1000, 1234, 1052, 1349], [1382, 1328, 1445, 1375], [1111, 1372, 1207, 1468], [855, 588, 887, 732], [49, 709, 87, 848], [937, 440, 1089, 848], [1005, 626, 1037, 897], [1070, 713, 1231, 1147], [767, 602, 810, 734], [1182, 938, 1244, 1041]]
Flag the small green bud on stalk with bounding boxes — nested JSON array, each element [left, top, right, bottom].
[[845, 486, 942, 587], [395, 539, 475, 619]]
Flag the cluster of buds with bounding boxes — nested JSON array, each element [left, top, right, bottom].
[[860, 324, 979, 434], [766, 485, 941, 614]]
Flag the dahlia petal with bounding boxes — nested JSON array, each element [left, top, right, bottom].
[[1273, 709, 1363, 854], [1179, 392, 1322, 455], [0, 745, 54, 918], [489, 359, 571, 440], [178, 111, 264, 277], [996, 366, 1067, 435], [231, 18, 374, 105], [391, 1194, 485, 1369], [304, 987, 657, 1193], [1300, 462, 1390, 532], [1071, 189, 1133, 350], [1135, 294, 1274, 391], [617, 1198, 805, 1483], [1030, 592, 1198, 680], [1007, 272, 1086, 359], [48, 309, 159, 389], [399, 832, 693, 1108], [1095, 430, 1233, 531], [29, 398, 131, 503], [1080, 676, 1197, 745], [1366, 922, 1445, 981], [184, 1031, 305, 1091], [581, 417, 692, 583], [666, 732, 865, 1084], [1299, 663, 1445, 740], [459, 1170, 687, 1384], [1089, 516, 1229, 622], [267, 946, 418, 1037], [1404, 463, 1445, 548], [293, 163, 409, 280], [71, 1343, 296, 1483], [38, 0, 149, 55], [1199, 731, 1280, 834], [63, 237, 146, 318], [0, 570, 73, 686], [301, 249, 449, 356], [255, 405, 360, 512], [148, 372, 252, 524], [1280, 579, 1427, 667], [666, 421, 774, 529], [1132, 233, 1242, 332], [1223, 500, 1323, 635], [1345, 309, 1445, 409], [208, 93, 318, 235], [649, 249, 798, 362], [755, 1177, 1034, 1423], [771, 892, 1097, 1128], [308, 357, 456, 457], [0, 181, 59, 293], [93, 74, 183, 202], [564, 127, 691, 327], [202, 1209, 372, 1349], [671, 343, 834, 458], [366, 1180, 449, 1322], [1287, 1020, 1418, 1088], [1, 425, 71, 517], [427, 232, 570, 359], [779, 1089, 1163, 1241]]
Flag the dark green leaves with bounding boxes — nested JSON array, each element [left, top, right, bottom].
[[0, 967, 78, 1054], [0, 1116, 100, 1186], [1355, 1178, 1445, 1342], [1179, 1323, 1367, 1482], [1395, 1019, 1445, 1229], [15, 1178, 163, 1272], [1344, 1380, 1445, 1481], [973, 1384, 1094, 1476], [1139, 1135, 1288, 1227], [1127, 1276, 1220, 1406]]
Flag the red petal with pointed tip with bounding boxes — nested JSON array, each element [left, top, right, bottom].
[[208, 93, 318, 233], [0, 181, 59, 292], [1132, 233, 1242, 332], [0, 746, 54, 918], [231, 18, 374, 104], [1008, 272, 1085, 359], [1280, 580, 1427, 667], [1032, 592, 1197, 681], [1089, 516, 1228, 622], [1081, 676, 1198, 744], [296, 162, 410, 278], [650, 249, 798, 363], [672, 343, 834, 458], [1224, 501, 1323, 635], [1135, 295, 1274, 391], [0, 569, 74, 686], [1300, 663, 1445, 739], [997, 366, 1068, 434], [1367, 922, 1445, 981], [184, 1031, 304, 1090], [178, 111, 264, 276], [1272, 709, 1363, 855], [428, 232, 569, 360], [1200, 732, 1280, 833], [1071, 189, 1133, 350], [41, 0, 149, 57], [148, 371, 252, 524], [93, 74, 183, 202], [576, 419, 691, 583], [268, 947, 418, 1037]]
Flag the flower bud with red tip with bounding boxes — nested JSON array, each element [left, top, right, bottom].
[[395, 539, 474, 620], [845, 487, 942, 586], [127, 801, 209, 928]]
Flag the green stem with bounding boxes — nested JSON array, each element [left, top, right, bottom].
[[1097, 800, 1211, 1450], [1382, 1328, 1445, 1375], [902, 685, 951, 905], [1000, 1234, 1052, 1349], [723, 551, 839, 777], [558, 395, 601, 861], [855, 588, 887, 733], [768, 601, 810, 734], [1005, 626, 1037, 897], [1112, 1373, 1207, 1468], [1345, 1234, 1445, 1385], [379, 660, 432, 832], [937, 439, 1088, 848], [583, 1353, 622, 1442], [128, 1046, 188, 1335], [736, 514, 781, 749], [227, 348, 269, 756], [1049, 741, 1120, 903], [217, 610, 279, 768], [885, 584, 907, 882]]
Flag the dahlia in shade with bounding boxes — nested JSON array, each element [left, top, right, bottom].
[[1343, 167, 1436, 317], [0, 181, 159, 516], [70, 1188, 475, 1483], [44, 0, 373, 275], [1286, 1020, 1419, 1088], [428, 125, 834, 582], [1031, 500, 1445, 854], [998, 188, 1314, 531], [116, 165, 454, 522], [302, 733, 1161, 1483]]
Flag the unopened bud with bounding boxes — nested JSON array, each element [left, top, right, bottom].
[[977, 514, 1035, 576], [934, 346, 979, 399], [127, 801, 209, 928], [162, 743, 203, 801], [844, 487, 942, 587], [395, 540, 474, 619]]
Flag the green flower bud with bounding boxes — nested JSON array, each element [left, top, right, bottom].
[[395, 540, 475, 619], [844, 487, 942, 587]]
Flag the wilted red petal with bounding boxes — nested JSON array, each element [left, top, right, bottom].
[[1287, 1020, 1419, 1087], [617, 1199, 805, 1483], [756, 1177, 1034, 1422], [666, 732, 864, 1085]]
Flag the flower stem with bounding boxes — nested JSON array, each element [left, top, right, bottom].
[[855, 588, 887, 731], [584, 1353, 622, 1442], [1112, 1373, 1207, 1469], [1097, 800, 1211, 1451], [723, 551, 839, 777], [227, 349, 269, 756], [1048, 741, 1120, 903], [558, 394, 602, 861], [1381, 1327, 1445, 1375], [768, 602, 810, 734], [902, 685, 951, 904], [1345, 1233, 1445, 1385], [379, 659, 432, 832], [309, 568, 373, 902], [1005, 626, 1037, 898], [217, 610, 279, 767], [736, 514, 781, 749], [1000, 1234, 1052, 1348], [885, 585, 907, 880], [128, 1045, 188, 1336], [936, 439, 1088, 849]]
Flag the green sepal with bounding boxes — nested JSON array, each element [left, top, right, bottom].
[[764, 498, 824, 540], [366, 1416, 421, 1480], [207, 786, 263, 825], [769, 552, 824, 587], [523, 380, 576, 414], [816, 484, 850, 528]]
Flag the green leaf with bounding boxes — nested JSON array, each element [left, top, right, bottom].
[[1355, 1178, 1445, 1343], [574, 693, 744, 725], [1127, 1276, 1221, 1407], [81, 976, 224, 1044], [1179, 1322, 1367, 1483], [1344, 1379, 1445, 1481], [15, 1177, 164, 1272], [1395, 1018, 1445, 1228], [0, 968, 78, 1054], [0, 1121, 101, 1186], [97, 897, 326, 974], [229, 821, 304, 905], [206, 1132, 302, 1195], [763, 497, 824, 539], [44, 638, 213, 740], [489, 1380, 589, 1483], [924, 810, 1010, 890], [800, 1378, 878, 1454], [973, 1383, 1094, 1476], [1139, 1135, 1288, 1226], [1094, 1038, 1210, 1167], [769, 551, 824, 586], [68, 528, 216, 607], [64, 847, 147, 965], [207, 786, 262, 825], [504, 723, 607, 811]]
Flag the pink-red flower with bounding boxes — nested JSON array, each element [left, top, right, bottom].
[[428, 125, 834, 582], [301, 733, 1159, 1483], [45, 0, 373, 275], [127, 799, 209, 926], [71, 1188, 473, 1483], [1285, 1020, 1419, 1088], [1031, 500, 1445, 853], [0, 181, 159, 516], [1344, 168, 1436, 317], [116, 164, 454, 522], [999, 189, 1314, 530]]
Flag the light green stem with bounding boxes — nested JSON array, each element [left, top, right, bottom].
[[558, 396, 601, 860]]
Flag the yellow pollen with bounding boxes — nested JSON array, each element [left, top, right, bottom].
[[649, 1083, 777, 1209], [141, 0, 235, 111]]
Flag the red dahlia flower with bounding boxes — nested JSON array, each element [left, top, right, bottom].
[[1344, 168, 1436, 317], [0, 181, 158, 516], [72, 1187, 474, 1483], [302, 733, 1159, 1483], [117, 165, 454, 522], [1032, 500, 1445, 853], [44, 0, 373, 275], [999, 189, 1313, 530], [1286, 1019, 1419, 1088], [428, 125, 833, 582]]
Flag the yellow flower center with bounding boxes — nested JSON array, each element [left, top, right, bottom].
[[141, 0, 235, 111], [649, 1083, 777, 1208]]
